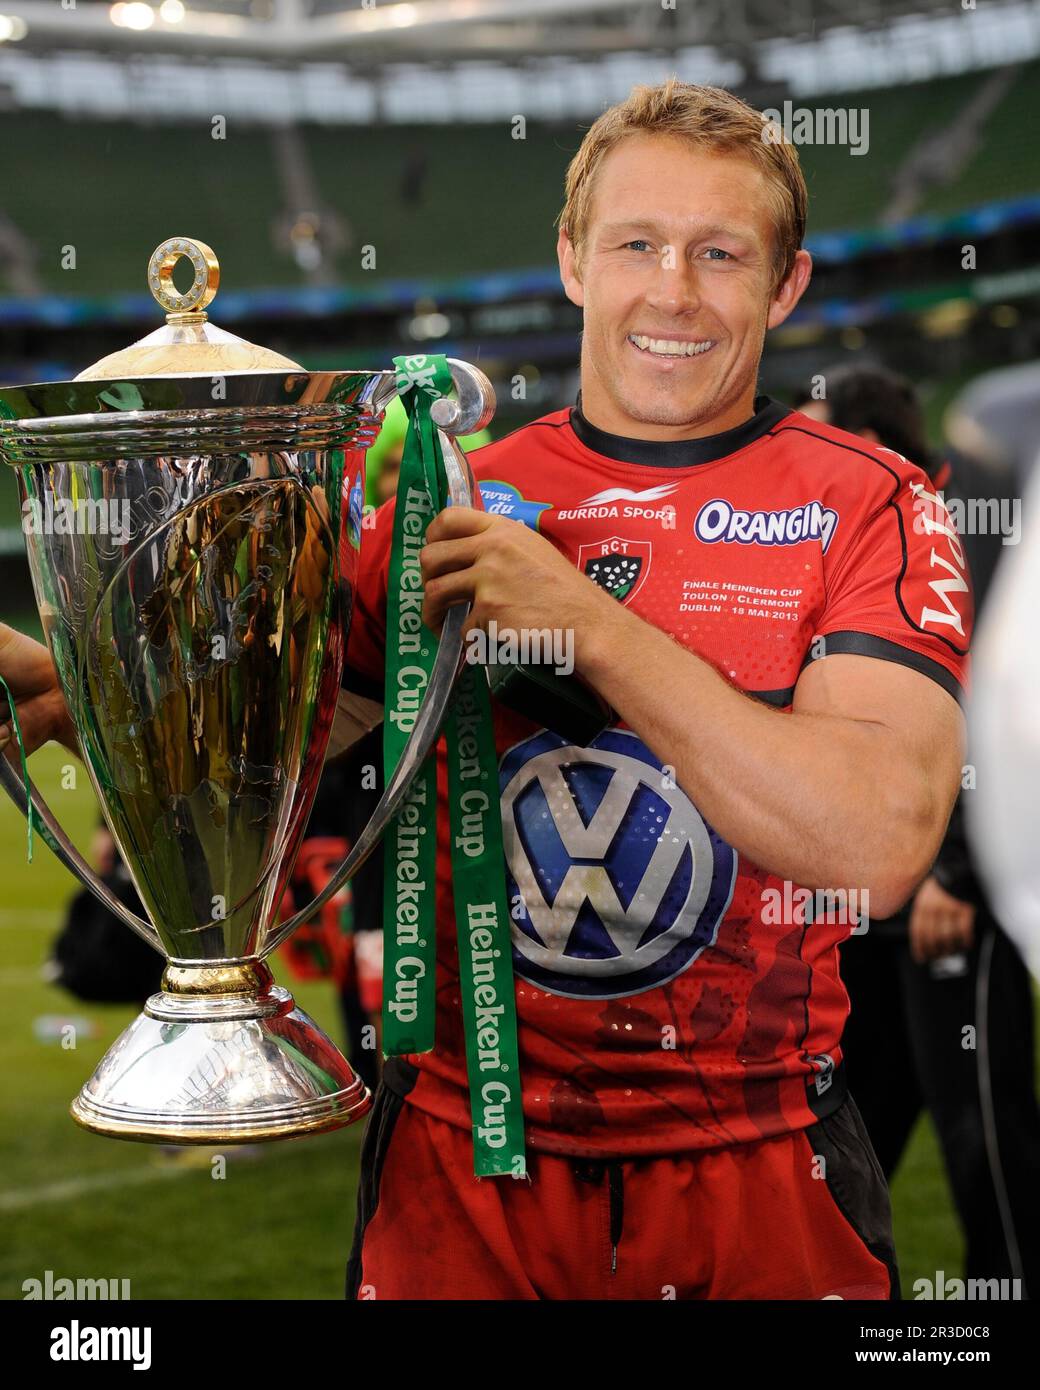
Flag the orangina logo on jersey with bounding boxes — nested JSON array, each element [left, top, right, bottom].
[[695, 498, 840, 552]]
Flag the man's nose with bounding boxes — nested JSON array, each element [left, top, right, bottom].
[[645, 247, 701, 315]]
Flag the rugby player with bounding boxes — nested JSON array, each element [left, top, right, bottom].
[[340, 81, 970, 1300]]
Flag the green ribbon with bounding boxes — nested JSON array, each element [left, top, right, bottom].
[[381, 353, 526, 1178]]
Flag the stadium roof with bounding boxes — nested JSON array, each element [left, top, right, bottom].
[[0, 0, 1037, 119], [0, 0, 983, 61]]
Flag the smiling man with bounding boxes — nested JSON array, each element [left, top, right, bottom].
[[340, 80, 971, 1301]]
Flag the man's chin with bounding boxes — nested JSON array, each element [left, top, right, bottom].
[[612, 385, 719, 434]]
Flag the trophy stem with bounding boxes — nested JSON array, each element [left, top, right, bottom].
[[148, 960, 284, 1021], [70, 960, 371, 1144]]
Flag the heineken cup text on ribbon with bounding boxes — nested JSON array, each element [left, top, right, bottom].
[[382, 354, 526, 1178]]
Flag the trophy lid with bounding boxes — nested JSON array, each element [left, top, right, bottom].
[[75, 237, 303, 380]]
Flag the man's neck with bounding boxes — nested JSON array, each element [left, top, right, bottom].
[[578, 384, 759, 443]]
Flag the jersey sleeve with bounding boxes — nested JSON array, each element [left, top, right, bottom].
[[342, 494, 394, 702], [813, 454, 972, 701]]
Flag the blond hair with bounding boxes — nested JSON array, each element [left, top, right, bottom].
[[560, 79, 807, 295]]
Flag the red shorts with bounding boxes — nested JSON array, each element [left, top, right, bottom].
[[347, 1074, 898, 1300]]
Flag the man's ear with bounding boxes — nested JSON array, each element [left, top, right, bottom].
[[766, 248, 812, 331], [557, 228, 585, 308]]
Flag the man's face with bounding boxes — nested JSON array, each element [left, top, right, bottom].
[[558, 134, 811, 440]]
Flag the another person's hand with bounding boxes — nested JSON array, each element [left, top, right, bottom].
[[0, 623, 79, 758], [908, 874, 975, 964]]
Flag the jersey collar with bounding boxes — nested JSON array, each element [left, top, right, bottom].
[[569, 394, 791, 468]]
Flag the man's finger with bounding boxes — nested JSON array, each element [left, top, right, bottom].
[[937, 916, 965, 958], [425, 506, 494, 544], [1, 700, 47, 760], [420, 536, 484, 581], [422, 570, 476, 629]]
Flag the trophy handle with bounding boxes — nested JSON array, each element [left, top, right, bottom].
[[0, 752, 162, 951], [264, 358, 494, 955]]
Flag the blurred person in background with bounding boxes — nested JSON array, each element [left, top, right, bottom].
[[954, 364, 1040, 986], [797, 363, 1040, 1294], [47, 819, 163, 1006]]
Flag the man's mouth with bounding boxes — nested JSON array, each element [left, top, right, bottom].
[[627, 334, 715, 359]]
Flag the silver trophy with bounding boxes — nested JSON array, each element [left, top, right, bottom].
[[0, 237, 491, 1143]]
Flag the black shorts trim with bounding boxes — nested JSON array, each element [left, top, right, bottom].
[[805, 1095, 901, 1300], [345, 1059, 419, 1300]]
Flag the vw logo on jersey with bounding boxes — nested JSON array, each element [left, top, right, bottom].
[[500, 728, 736, 999]]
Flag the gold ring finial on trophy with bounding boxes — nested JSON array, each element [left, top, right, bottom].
[[147, 237, 219, 321]]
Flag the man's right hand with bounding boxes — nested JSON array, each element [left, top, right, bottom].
[[0, 623, 79, 759], [908, 874, 975, 964]]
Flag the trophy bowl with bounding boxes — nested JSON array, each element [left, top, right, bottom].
[[0, 238, 493, 1143]]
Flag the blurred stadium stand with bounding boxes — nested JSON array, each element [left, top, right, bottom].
[[2, 60, 1039, 299]]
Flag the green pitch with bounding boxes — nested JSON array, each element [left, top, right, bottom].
[[0, 744, 964, 1299]]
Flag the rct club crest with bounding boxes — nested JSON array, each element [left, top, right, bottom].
[[500, 729, 736, 998], [578, 536, 651, 604]]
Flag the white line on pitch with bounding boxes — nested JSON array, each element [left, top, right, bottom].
[[0, 1137, 333, 1212], [0, 909, 61, 930], [0, 967, 46, 985], [0, 1163, 200, 1212]]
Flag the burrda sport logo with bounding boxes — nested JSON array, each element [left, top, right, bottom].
[[557, 483, 678, 527], [500, 729, 736, 999]]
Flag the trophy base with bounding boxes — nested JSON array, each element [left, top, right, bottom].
[[70, 967, 372, 1144]]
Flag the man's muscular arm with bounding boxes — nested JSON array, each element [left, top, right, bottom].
[[421, 507, 964, 918], [579, 612, 962, 917]]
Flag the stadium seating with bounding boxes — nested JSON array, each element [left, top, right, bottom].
[[797, 70, 987, 231], [920, 59, 1040, 216], [2, 59, 1037, 299]]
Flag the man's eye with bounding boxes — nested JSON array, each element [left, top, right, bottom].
[[624, 240, 652, 252], [704, 247, 733, 261]]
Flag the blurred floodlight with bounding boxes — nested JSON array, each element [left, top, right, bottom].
[[112, 3, 156, 30], [408, 312, 450, 340]]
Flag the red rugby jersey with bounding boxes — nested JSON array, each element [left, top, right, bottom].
[[343, 396, 972, 1157]]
